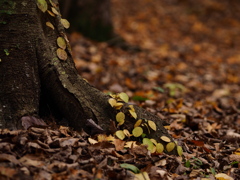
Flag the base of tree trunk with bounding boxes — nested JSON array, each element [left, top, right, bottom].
[[0, 0, 178, 155]]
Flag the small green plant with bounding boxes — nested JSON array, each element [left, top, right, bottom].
[[4, 49, 9, 56], [164, 83, 186, 96], [184, 157, 203, 169], [210, 167, 216, 175]]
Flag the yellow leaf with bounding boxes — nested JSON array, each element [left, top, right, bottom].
[[160, 136, 171, 142], [150, 139, 157, 145], [164, 125, 171, 130], [116, 112, 125, 122], [119, 92, 129, 103], [88, 138, 98, 144], [129, 109, 137, 119], [47, 10, 55, 17], [234, 148, 240, 155], [215, 173, 234, 180], [105, 135, 115, 142], [46, 21, 54, 30], [51, 7, 59, 15], [123, 129, 131, 137], [124, 141, 138, 148], [118, 120, 125, 126], [108, 98, 117, 107], [60, 19, 70, 29], [110, 94, 117, 99], [142, 138, 154, 151], [116, 112, 125, 125], [116, 130, 125, 140], [128, 105, 137, 118], [129, 105, 135, 111], [151, 145, 156, 153], [134, 172, 150, 180], [148, 120, 157, 131], [49, 0, 57, 7], [37, 0, 48, 13], [114, 102, 124, 110], [97, 134, 107, 142], [56, 48, 67, 60], [156, 143, 164, 153], [166, 142, 175, 152], [57, 37, 66, 50], [134, 119, 142, 127], [132, 127, 143, 137], [177, 146, 183, 156]]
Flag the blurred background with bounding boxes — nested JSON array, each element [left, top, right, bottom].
[[58, 0, 240, 114]]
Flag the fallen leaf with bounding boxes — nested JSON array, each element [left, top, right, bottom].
[[148, 120, 157, 131], [61, 19, 70, 29], [46, 21, 54, 30], [215, 173, 234, 180], [116, 130, 125, 140], [120, 163, 140, 173], [57, 48, 68, 60], [119, 92, 129, 103], [166, 142, 175, 152], [37, 0, 48, 13], [57, 37, 67, 50], [132, 127, 143, 137]]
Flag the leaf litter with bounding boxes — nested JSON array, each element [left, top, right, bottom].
[[1, 0, 240, 179]]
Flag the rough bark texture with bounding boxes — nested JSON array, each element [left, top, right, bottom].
[[0, 0, 40, 129], [0, 0, 177, 154]]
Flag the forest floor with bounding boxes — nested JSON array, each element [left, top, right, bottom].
[[0, 0, 240, 179]]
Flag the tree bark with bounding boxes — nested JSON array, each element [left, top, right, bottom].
[[0, 0, 177, 154]]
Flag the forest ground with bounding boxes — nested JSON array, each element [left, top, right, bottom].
[[0, 0, 240, 179]]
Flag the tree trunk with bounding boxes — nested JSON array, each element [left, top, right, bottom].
[[59, 0, 114, 41], [0, 0, 177, 154]]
